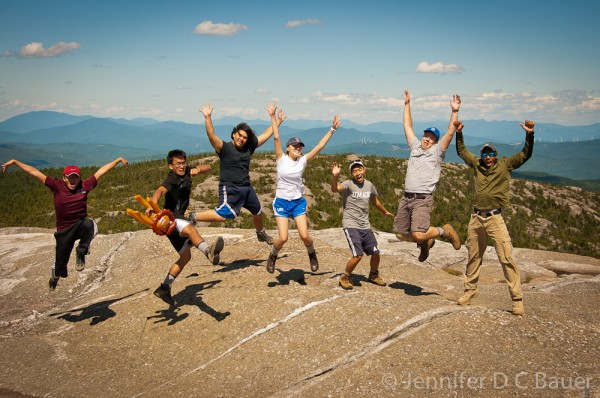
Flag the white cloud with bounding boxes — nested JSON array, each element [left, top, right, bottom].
[[256, 88, 271, 95], [19, 41, 82, 58], [193, 20, 248, 36], [286, 19, 322, 28], [416, 61, 464, 74]]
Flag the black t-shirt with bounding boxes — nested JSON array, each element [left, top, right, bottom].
[[218, 140, 257, 186], [161, 168, 192, 218]]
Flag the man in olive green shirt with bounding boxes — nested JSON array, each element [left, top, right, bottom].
[[455, 119, 535, 315]]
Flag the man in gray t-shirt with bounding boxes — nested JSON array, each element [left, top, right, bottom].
[[392, 89, 462, 262], [332, 159, 394, 290]]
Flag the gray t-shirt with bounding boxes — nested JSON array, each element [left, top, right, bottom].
[[341, 179, 378, 229], [404, 137, 445, 194]]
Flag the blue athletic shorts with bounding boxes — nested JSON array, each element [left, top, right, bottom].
[[272, 197, 307, 218], [215, 184, 262, 219], [343, 228, 379, 257]]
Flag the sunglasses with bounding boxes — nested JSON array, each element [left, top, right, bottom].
[[481, 152, 496, 158]]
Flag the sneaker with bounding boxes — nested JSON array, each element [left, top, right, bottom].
[[368, 271, 387, 286], [457, 289, 479, 306], [187, 211, 197, 225], [153, 284, 175, 306], [206, 236, 225, 265], [442, 224, 461, 250], [256, 229, 274, 245], [48, 277, 59, 291], [339, 274, 353, 290], [266, 253, 277, 273], [308, 252, 319, 272], [417, 239, 436, 262], [76, 253, 86, 271], [512, 300, 525, 316]]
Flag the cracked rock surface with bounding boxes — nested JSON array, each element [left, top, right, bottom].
[[0, 227, 599, 397]]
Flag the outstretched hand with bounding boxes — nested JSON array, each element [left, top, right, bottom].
[[199, 104, 213, 117], [331, 162, 341, 176], [450, 94, 461, 111], [403, 89, 411, 105], [1, 159, 15, 173], [266, 102, 277, 117], [332, 115, 341, 130], [520, 120, 535, 133], [278, 108, 286, 123]]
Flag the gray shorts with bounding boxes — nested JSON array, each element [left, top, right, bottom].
[[393, 194, 434, 235], [343, 228, 379, 257]]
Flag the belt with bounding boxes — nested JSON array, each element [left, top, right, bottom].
[[474, 208, 501, 217], [404, 192, 429, 199]]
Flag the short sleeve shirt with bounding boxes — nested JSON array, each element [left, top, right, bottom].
[[218, 140, 257, 186], [341, 179, 377, 229], [404, 137, 446, 194], [161, 168, 192, 218], [45, 175, 98, 231], [276, 155, 307, 200]]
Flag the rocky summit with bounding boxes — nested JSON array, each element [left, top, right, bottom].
[[0, 227, 599, 397]]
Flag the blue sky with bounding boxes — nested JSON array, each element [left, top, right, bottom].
[[1, 0, 599, 126]]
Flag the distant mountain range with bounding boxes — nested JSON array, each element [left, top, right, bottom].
[[1, 111, 599, 185]]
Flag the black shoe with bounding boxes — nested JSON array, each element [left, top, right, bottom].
[[76, 253, 86, 271], [187, 211, 197, 225], [206, 236, 225, 265], [256, 229, 274, 245], [266, 253, 277, 273], [308, 252, 319, 272], [49, 277, 59, 291], [153, 284, 175, 306]]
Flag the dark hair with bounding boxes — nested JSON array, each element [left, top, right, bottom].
[[167, 149, 186, 164], [231, 123, 258, 148]]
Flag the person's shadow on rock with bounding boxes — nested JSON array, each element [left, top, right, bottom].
[[389, 281, 439, 296], [213, 257, 270, 273], [148, 279, 230, 325], [49, 289, 149, 326], [267, 268, 307, 287]]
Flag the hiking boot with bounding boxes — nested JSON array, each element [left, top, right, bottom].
[[48, 277, 59, 291], [417, 239, 435, 262], [442, 224, 461, 250], [368, 271, 387, 286], [153, 284, 175, 306], [457, 289, 479, 306], [308, 252, 319, 272], [76, 253, 86, 271], [512, 300, 525, 316], [206, 236, 225, 265], [266, 253, 277, 273], [256, 229, 274, 245], [339, 274, 353, 290], [187, 211, 197, 225]]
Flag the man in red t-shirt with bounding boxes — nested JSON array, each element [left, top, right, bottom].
[[2, 157, 128, 290]]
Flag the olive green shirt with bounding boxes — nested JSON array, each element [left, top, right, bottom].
[[456, 131, 534, 210]]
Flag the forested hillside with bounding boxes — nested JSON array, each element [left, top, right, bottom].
[[1, 153, 598, 258]]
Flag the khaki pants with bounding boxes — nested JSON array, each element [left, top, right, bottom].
[[464, 213, 523, 300]]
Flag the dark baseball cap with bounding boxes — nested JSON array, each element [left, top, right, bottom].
[[286, 137, 305, 147], [480, 143, 498, 154]]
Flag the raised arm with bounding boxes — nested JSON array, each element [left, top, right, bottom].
[[146, 185, 168, 216], [190, 163, 212, 176], [1, 159, 47, 184], [507, 120, 535, 169], [454, 121, 478, 166], [267, 103, 284, 160], [305, 115, 341, 162], [94, 157, 128, 181], [403, 89, 416, 144], [370, 195, 394, 218], [438, 94, 461, 151], [330, 162, 345, 193], [199, 104, 223, 153], [257, 108, 286, 148]]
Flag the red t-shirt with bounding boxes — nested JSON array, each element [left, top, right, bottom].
[[45, 176, 98, 231]]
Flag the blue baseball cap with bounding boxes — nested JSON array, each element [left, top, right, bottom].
[[423, 127, 440, 141]]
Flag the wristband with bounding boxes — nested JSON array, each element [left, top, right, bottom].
[[330, 127, 336, 133], [452, 109, 459, 113]]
